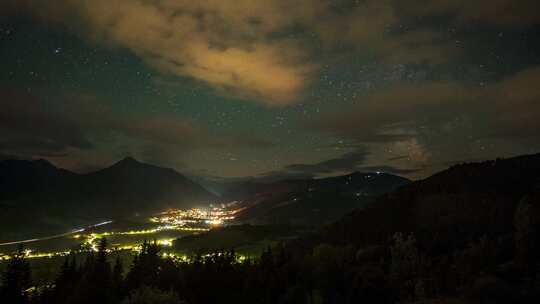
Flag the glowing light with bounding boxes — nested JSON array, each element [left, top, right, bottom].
[[205, 219, 223, 226], [157, 239, 174, 247], [0, 205, 245, 262]]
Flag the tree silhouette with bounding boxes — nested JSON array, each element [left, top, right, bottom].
[[0, 246, 31, 304]]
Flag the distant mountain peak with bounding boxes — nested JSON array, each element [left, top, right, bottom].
[[31, 158, 55, 167], [111, 156, 144, 168], [0, 158, 58, 172], [0, 155, 217, 238], [119, 156, 139, 164]]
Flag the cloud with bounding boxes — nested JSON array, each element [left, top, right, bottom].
[[482, 66, 540, 139], [387, 155, 409, 161], [4, 0, 318, 106], [254, 149, 420, 179], [396, 0, 540, 26], [0, 88, 196, 160], [0, 87, 274, 169], [255, 150, 371, 180], [180, 41, 315, 105], [305, 65, 540, 171], [307, 64, 540, 143], [305, 81, 471, 144], [0, 88, 94, 157], [111, 117, 202, 147], [356, 165, 422, 175], [250, 171, 317, 184], [312, 2, 463, 64], [284, 150, 370, 175], [9, 0, 534, 106]]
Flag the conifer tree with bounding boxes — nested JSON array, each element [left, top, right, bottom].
[[0, 246, 31, 304]]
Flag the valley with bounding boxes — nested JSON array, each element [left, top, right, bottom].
[[1, 158, 408, 263], [0, 205, 242, 261]]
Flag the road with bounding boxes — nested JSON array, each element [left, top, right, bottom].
[[0, 220, 113, 247]]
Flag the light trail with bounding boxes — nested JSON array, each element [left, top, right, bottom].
[[89, 220, 113, 228], [0, 220, 113, 247], [0, 238, 41, 246], [1, 206, 239, 260]]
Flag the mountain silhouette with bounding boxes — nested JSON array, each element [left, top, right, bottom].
[[0, 159, 75, 198], [232, 171, 410, 226], [308, 153, 540, 254], [0, 157, 216, 240]]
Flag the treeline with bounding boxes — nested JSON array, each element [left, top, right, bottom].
[[4, 154, 540, 303], [1, 218, 539, 304]]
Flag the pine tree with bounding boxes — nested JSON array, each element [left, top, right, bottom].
[[52, 255, 78, 304], [390, 232, 421, 301], [69, 237, 113, 304], [112, 256, 125, 301], [125, 240, 162, 291], [0, 246, 31, 304]]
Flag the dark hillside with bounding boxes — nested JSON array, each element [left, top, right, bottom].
[[318, 154, 540, 253]]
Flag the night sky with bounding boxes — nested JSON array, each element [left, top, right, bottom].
[[1, 1, 540, 181]]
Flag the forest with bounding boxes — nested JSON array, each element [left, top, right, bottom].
[[2, 214, 539, 304]]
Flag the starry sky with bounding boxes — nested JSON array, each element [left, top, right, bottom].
[[1, 0, 540, 181]]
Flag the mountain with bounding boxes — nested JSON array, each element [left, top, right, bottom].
[[0, 157, 216, 240], [74, 157, 216, 214], [307, 153, 540, 253], [255, 153, 540, 303], [0, 159, 75, 199], [232, 171, 410, 226]]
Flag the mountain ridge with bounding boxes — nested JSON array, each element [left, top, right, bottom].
[[232, 170, 411, 226], [306, 152, 540, 253], [0, 157, 216, 240]]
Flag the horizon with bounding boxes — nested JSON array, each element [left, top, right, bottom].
[[2, 2, 540, 301], [7, 152, 534, 183], [2, 1, 540, 182]]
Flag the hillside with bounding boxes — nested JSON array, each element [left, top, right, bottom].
[[246, 153, 540, 303], [307, 153, 540, 253], [0, 157, 216, 240], [3, 154, 540, 303], [232, 172, 410, 226]]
